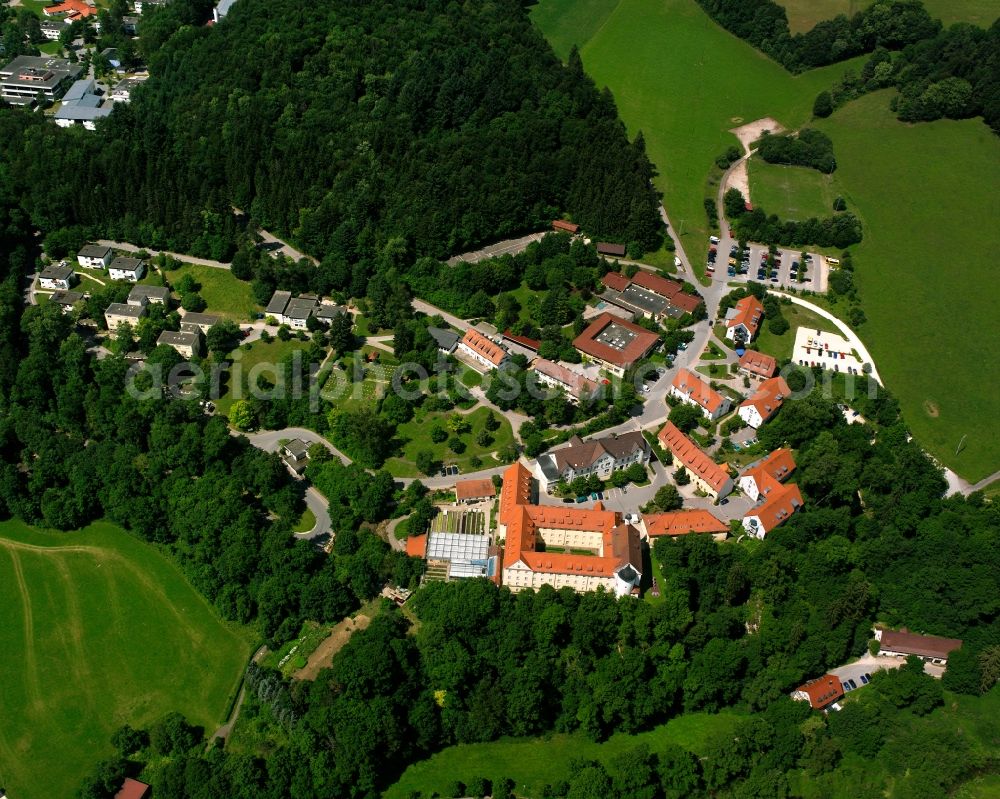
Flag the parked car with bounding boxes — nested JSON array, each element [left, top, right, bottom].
[[710, 235, 720, 244], [575, 496, 588, 503], [562, 497, 575, 503], [860, 673, 870, 684]]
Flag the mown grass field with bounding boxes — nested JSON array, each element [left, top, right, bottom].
[[748, 159, 839, 220], [216, 337, 313, 415], [384, 405, 514, 478], [782, 0, 998, 32], [164, 263, 259, 321], [0, 520, 252, 799], [813, 92, 1000, 481], [531, 0, 866, 280], [385, 711, 742, 798]]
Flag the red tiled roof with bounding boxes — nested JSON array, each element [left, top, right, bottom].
[[455, 478, 496, 501], [657, 422, 731, 493], [644, 510, 728, 537], [498, 463, 640, 580], [740, 376, 790, 422], [601, 271, 631, 292], [738, 350, 777, 378], [747, 482, 804, 533], [460, 329, 508, 367], [114, 779, 150, 799], [632, 271, 682, 300], [44, 0, 96, 16], [552, 219, 579, 233], [531, 358, 601, 401], [573, 313, 660, 369], [879, 630, 963, 660], [741, 448, 796, 498], [670, 292, 703, 315], [671, 368, 727, 414], [405, 534, 427, 558], [502, 330, 541, 352], [795, 675, 844, 710], [727, 295, 765, 336]]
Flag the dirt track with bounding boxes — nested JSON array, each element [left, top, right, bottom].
[[293, 614, 372, 681], [729, 117, 784, 154]]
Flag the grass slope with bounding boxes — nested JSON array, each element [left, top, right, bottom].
[[0, 520, 251, 799], [385, 711, 742, 798], [782, 0, 998, 32], [748, 159, 839, 220], [532, 0, 865, 277], [164, 263, 259, 321], [216, 337, 313, 415], [813, 92, 1000, 481]]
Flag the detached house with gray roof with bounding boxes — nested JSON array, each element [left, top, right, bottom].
[[533, 432, 650, 493]]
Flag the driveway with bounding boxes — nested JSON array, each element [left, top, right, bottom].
[[411, 298, 470, 332], [257, 229, 318, 265]]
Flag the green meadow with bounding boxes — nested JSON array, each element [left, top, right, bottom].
[[385, 711, 742, 799], [532, 0, 865, 278], [163, 262, 260, 321], [813, 92, 1000, 481], [0, 520, 252, 799], [748, 159, 839, 221]]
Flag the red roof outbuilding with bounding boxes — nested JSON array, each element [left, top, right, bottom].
[[115, 779, 151, 799]]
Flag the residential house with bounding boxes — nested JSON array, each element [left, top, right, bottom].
[[669, 368, 731, 421], [265, 289, 292, 320], [282, 297, 318, 329], [50, 289, 84, 314], [0, 55, 82, 105], [54, 78, 111, 130], [127, 284, 169, 306], [642, 510, 728, 541], [429, 326, 459, 355], [313, 302, 349, 326], [533, 431, 650, 493], [104, 302, 146, 331], [77, 244, 112, 269], [110, 76, 144, 102], [742, 482, 804, 539], [122, 14, 140, 34], [738, 350, 777, 380], [156, 330, 200, 358], [107, 256, 145, 282], [281, 439, 310, 474], [531, 358, 601, 405], [455, 478, 497, 504], [725, 295, 765, 342], [657, 421, 733, 500], [551, 219, 579, 234], [874, 628, 962, 665], [792, 675, 844, 711], [40, 19, 67, 40], [498, 462, 642, 597], [457, 328, 509, 372], [739, 448, 796, 501], [114, 778, 151, 799], [738, 376, 790, 429], [213, 0, 237, 22], [38, 264, 74, 290], [596, 242, 626, 257], [572, 312, 660, 377], [134, 0, 172, 13], [179, 312, 220, 335]]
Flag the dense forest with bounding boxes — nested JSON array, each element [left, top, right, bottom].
[[0, 0, 662, 267], [696, 0, 1000, 133]]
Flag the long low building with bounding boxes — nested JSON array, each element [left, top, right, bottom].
[[599, 271, 703, 320], [458, 328, 509, 372], [874, 628, 962, 665], [498, 463, 642, 597], [657, 421, 733, 500], [642, 510, 728, 540], [531, 358, 602, 404]]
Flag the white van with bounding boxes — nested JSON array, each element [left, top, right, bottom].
[[709, 235, 720, 245], [827, 256, 840, 265]]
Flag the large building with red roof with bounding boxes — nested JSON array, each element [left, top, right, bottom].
[[572, 312, 660, 377], [43, 0, 97, 18], [725, 295, 765, 342], [458, 328, 509, 372], [739, 376, 791, 429], [599, 270, 704, 321], [657, 422, 733, 500], [742, 482, 804, 538], [642, 509, 729, 540], [739, 448, 796, 501], [791, 675, 844, 711], [669, 368, 731, 421], [497, 463, 642, 596]]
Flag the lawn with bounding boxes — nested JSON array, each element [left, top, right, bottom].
[[748, 159, 839, 221], [754, 301, 838, 362], [813, 91, 1000, 481], [37, 41, 62, 55], [216, 337, 314, 416], [532, 0, 867, 280], [385, 711, 743, 798], [163, 263, 259, 321], [782, 0, 998, 32], [384, 405, 514, 478], [292, 506, 316, 533], [0, 519, 252, 799]]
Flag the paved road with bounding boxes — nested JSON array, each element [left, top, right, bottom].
[[411, 298, 471, 332], [96, 240, 232, 270], [258, 229, 318, 265]]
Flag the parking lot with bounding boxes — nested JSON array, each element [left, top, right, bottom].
[[707, 239, 828, 292]]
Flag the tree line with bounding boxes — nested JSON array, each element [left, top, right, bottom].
[[724, 187, 863, 247], [757, 129, 837, 173]]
